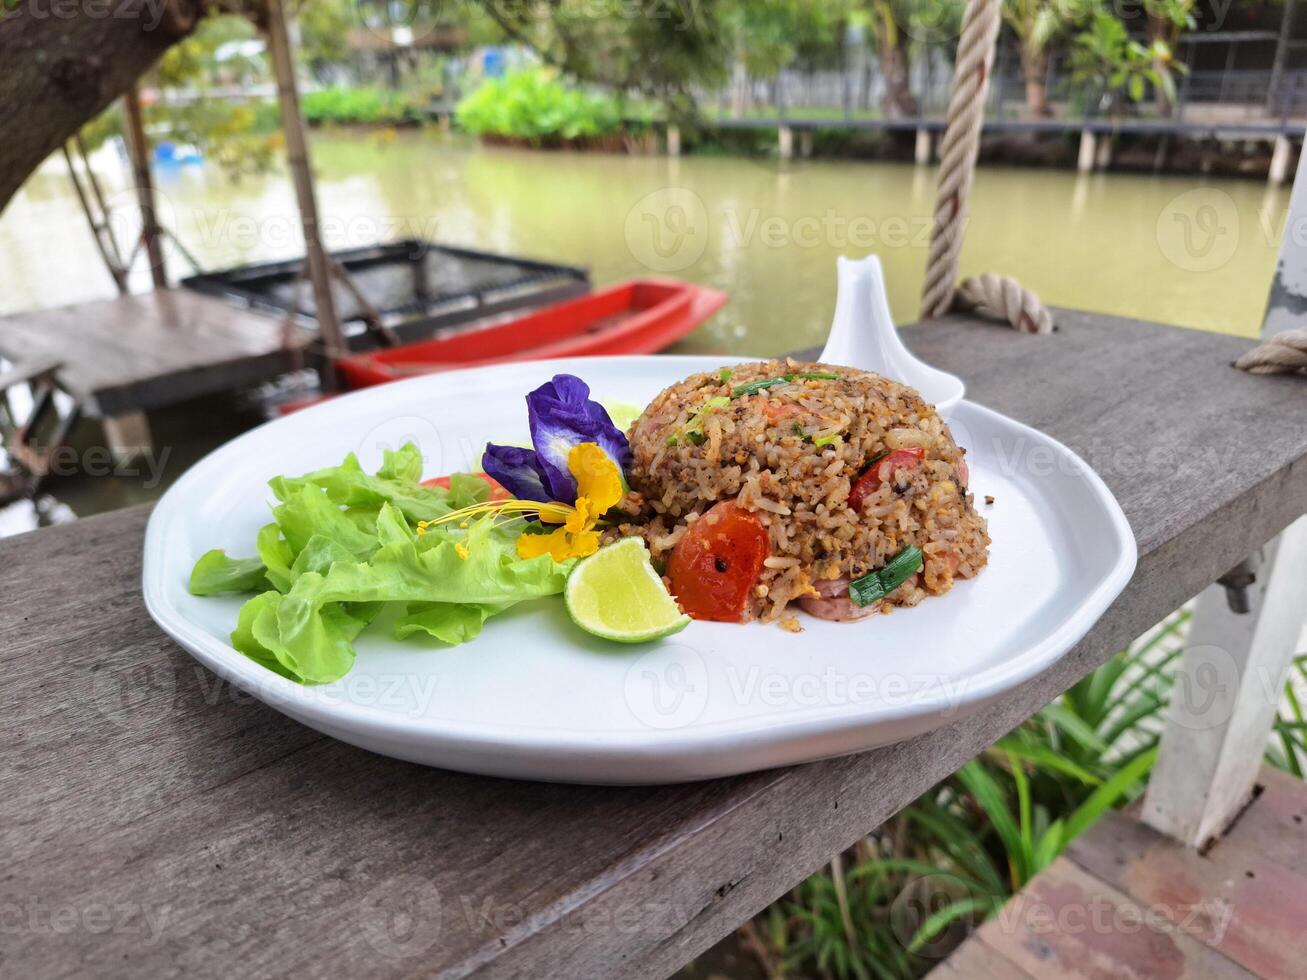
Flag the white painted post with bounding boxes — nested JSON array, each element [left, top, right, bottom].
[[666, 124, 681, 157], [1142, 517, 1307, 848], [778, 125, 794, 160], [1094, 132, 1113, 169], [1145, 138, 1307, 847], [1269, 134, 1292, 185], [1077, 129, 1097, 172], [915, 127, 933, 165]]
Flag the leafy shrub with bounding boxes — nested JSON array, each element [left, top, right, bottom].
[[455, 68, 624, 143], [301, 86, 417, 126]]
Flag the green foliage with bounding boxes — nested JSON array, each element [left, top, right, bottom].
[[1069, 10, 1185, 110], [455, 69, 628, 142], [145, 11, 280, 181], [753, 611, 1307, 979], [718, 0, 851, 79], [1002, 0, 1098, 52], [1268, 652, 1307, 776], [302, 86, 420, 126], [469, 0, 732, 124], [297, 0, 355, 68]]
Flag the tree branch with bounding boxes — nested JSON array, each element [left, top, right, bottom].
[[0, 0, 199, 216]]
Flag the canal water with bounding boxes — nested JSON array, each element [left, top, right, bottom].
[[0, 130, 1291, 530]]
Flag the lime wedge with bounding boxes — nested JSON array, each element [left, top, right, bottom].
[[565, 538, 691, 643]]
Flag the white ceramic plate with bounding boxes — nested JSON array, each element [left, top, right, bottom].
[[143, 356, 1136, 784]]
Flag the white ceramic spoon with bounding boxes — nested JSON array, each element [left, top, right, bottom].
[[819, 255, 965, 415]]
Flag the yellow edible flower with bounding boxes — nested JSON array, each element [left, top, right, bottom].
[[515, 443, 623, 562], [415, 442, 623, 563]]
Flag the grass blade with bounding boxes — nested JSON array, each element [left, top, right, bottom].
[[1063, 747, 1158, 843]]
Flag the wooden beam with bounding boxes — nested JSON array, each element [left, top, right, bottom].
[[121, 86, 168, 290], [1141, 518, 1307, 848], [1145, 129, 1307, 848], [263, 0, 348, 365]]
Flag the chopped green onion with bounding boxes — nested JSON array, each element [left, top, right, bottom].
[[731, 372, 840, 398], [666, 435, 678, 447], [848, 545, 924, 607], [812, 434, 842, 448], [677, 396, 729, 448], [719, 367, 733, 383]]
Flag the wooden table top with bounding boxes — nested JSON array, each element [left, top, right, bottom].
[[4, 310, 1307, 978], [0, 289, 307, 416]]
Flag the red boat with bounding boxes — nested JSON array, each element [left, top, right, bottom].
[[336, 278, 726, 389]]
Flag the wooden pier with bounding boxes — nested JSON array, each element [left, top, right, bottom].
[[0, 289, 306, 455], [929, 765, 1307, 979]]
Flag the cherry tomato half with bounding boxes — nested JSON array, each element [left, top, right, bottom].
[[848, 447, 926, 512], [666, 501, 770, 622], [421, 473, 512, 501]]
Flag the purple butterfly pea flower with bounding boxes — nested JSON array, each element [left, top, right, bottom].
[[480, 444, 552, 503], [526, 375, 630, 501], [481, 374, 630, 504]]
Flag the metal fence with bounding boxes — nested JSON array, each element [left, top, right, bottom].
[[702, 58, 1307, 125]]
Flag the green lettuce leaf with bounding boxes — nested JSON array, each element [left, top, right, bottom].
[[395, 602, 509, 645], [270, 445, 454, 523], [189, 550, 269, 595], [190, 443, 572, 685]]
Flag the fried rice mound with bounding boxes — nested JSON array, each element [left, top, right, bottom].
[[608, 359, 990, 623]]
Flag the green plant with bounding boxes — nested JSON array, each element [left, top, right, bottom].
[[1069, 10, 1185, 111], [1269, 652, 1307, 775], [1002, 0, 1099, 117], [746, 609, 1307, 980], [455, 68, 625, 143], [301, 86, 419, 126]]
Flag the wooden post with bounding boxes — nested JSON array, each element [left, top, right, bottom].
[[121, 86, 168, 290], [1077, 128, 1096, 172], [264, 0, 347, 363], [1267, 0, 1298, 114], [798, 129, 813, 158], [62, 142, 129, 294], [778, 125, 793, 160], [1264, 141, 1307, 335], [1094, 132, 1113, 169], [1144, 141, 1307, 849], [1269, 134, 1292, 186], [666, 124, 681, 157], [915, 127, 932, 165], [1141, 518, 1307, 848], [103, 411, 154, 464]]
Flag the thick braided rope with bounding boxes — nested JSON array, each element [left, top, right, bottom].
[[955, 273, 1054, 334], [1234, 327, 1307, 375], [920, 0, 1054, 334], [919, 0, 1001, 320]]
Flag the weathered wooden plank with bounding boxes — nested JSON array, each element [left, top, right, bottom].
[[1065, 774, 1307, 979], [0, 505, 325, 869], [2, 313, 1307, 978], [1219, 765, 1307, 877], [0, 290, 306, 415], [923, 932, 1036, 979], [975, 857, 1255, 979]]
